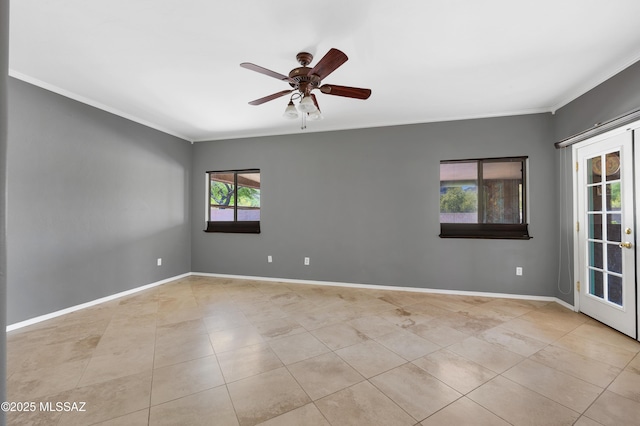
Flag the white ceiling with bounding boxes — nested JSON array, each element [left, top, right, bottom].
[[9, 0, 640, 142]]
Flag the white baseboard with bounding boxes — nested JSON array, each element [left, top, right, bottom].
[[6, 273, 192, 331], [7, 271, 575, 331]]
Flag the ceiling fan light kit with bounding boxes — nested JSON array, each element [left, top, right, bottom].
[[241, 48, 371, 129]]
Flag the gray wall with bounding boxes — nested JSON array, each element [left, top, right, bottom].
[[7, 78, 192, 324], [553, 60, 640, 304], [1, 0, 9, 421], [192, 113, 559, 298]]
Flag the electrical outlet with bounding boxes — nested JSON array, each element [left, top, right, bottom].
[[157, 258, 162, 266], [516, 267, 523, 276], [304, 257, 310, 266], [267, 255, 273, 263]]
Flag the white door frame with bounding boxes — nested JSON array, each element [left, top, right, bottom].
[[572, 119, 640, 340]]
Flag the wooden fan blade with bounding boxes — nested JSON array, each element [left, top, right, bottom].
[[240, 63, 296, 84], [319, 85, 371, 99], [311, 93, 321, 111], [248, 89, 294, 106], [308, 48, 348, 80]]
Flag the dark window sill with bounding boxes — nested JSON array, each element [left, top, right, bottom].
[[204, 221, 261, 234], [439, 223, 531, 240]]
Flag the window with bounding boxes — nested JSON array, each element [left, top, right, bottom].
[[439, 157, 530, 239], [205, 169, 261, 233]]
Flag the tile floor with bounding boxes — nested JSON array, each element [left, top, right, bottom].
[[6, 276, 640, 425]]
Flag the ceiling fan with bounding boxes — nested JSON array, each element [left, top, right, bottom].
[[240, 48, 371, 127]]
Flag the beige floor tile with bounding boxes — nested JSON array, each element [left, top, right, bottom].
[[628, 352, 640, 373], [203, 310, 252, 333], [310, 323, 370, 350], [531, 345, 621, 388], [447, 336, 524, 373], [498, 317, 567, 343], [287, 352, 364, 400], [374, 329, 440, 360], [93, 409, 150, 426], [77, 345, 154, 387], [478, 327, 548, 357], [210, 324, 265, 353], [291, 307, 347, 330], [460, 304, 518, 323], [255, 403, 330, 426], [573, 416, 605, 426], [315, 381, 416, 426], [268, 332, 330, 365], [9, 277, 640, 426], [468, 376, 579, 425], [149, 386, 238, 426], [583, 390, 640, 426], [433, 312, 502, 335], [254, 316, 305, 341], [420, 397, 511, 426], [407, 321, 469, 347], [608, 369, 640, 403], [59, 371, 152, 426], [503, 359, 603, 412], [370, 363, 461, 421], [519, 306, 588, 333], [335, 340, 406, 378], [155, 318, 208, 340], [153, 332, 214, 368], [5, 390, 73, 426], [412, 349, 496, 394], [375, 307, 433, 329], [348, 315, 401, 338], [227, 367, 310, 426], [482, 298, 549, 317], [552, 334, 636, 368], [217, 343, 283, 383], [570, 322, 640, 353], [151, 355, 225, 405], [8, 358, 89, 400]]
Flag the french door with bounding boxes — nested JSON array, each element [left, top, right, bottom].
[[575, 130, 637, 338]]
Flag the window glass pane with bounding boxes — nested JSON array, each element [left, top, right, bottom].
[[608, 275, 623, 306], [210, 173, 236, 208], [589, 269, 604, 298], [606, 213, 621, 242], [606, 182, 620, 211], [604, 152, 620, 181], [588, 186, 602, 211], [482, 161, 523, 224], [210, 207, 235, 221], [587, 157, 602, 184], [440, 162, 478, 223], [588, 213, 602, 240], [236, 172, 260, 222], [588, 241, 603, 269], [607, 243, 622, 274]]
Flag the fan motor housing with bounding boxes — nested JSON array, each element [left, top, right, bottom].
[[289, 67, 321, 90]]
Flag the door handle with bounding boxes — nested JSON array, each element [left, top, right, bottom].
[[619, 241, 633, 249]]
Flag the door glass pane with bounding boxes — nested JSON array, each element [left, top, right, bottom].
[[587, 156, 602, 184], [588, 186, 602, 211], [589, 269, 604, 298], [606, 214, 622, 242], [607, 244, 622, 274], [604, 152, 621, 181], [588, 214, 602, 240], [608, 275, 623, 306], [606, 182, 621, 211], [588, 242, 603, 269]]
